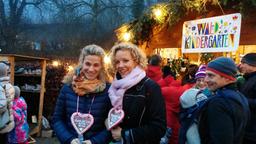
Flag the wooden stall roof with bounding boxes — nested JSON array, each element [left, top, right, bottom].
[[0, 54, 49, 61]]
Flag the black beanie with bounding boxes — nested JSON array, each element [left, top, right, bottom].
[[207, 57, 237, 81], [241, 53, 256, 67], [149, 54, 161, 66]]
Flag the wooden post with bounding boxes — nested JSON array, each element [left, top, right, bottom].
[[37, 59, 47, 136], [8, 56, 15, 84]]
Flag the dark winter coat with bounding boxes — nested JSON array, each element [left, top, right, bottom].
[[52, 84, 112, 144], [240, 71, 256, 144], [199, 84, 249, 144], [120, 77, 166, 144]]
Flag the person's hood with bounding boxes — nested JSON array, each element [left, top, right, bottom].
[[146, 65, 162, 81], [0, 76, 10, 83]]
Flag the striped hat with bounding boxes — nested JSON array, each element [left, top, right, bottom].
[[207, 57, 237, 81], [195, 64, 207, 79]]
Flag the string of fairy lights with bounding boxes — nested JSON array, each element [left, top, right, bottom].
[[51, 55, 111, 73], [115, 0, 233, 44], [117, 4, 168, 42]]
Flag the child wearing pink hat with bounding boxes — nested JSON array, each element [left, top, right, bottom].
[[194, 65, 207, 90]]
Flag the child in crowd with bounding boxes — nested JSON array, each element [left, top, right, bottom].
[[0, 62, 15, 143], [179, 64, 210, 144], [194, 65, 207, 90], [8, 86, 29, 144]]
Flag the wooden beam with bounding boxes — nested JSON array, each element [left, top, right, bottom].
[[37, 59, 47, 136], [8, 56, 15, 84]]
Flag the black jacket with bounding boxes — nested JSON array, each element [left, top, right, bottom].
[[120, 77, 166, 144], [199, 84, 249, 144], [240, 71, 256, 143]]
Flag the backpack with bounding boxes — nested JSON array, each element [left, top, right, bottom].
[[0, 85, 7, 112], [179, 88, 210, 144], [0, 84, 10, 129]]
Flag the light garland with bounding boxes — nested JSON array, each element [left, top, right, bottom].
[[52, 60, 60, 67], [104, 55, 111, 65], [116, 24, 134, 42], [152, 4, 168, 23], [115, 0, 238, 44], [123, 32, 132, 42], [67, 65, 74, 72]]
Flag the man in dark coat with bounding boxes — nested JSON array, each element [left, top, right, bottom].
[[239, 53, 256, 144], [199, 57, 249, 144]]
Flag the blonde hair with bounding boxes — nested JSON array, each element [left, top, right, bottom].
[[109, 42, 147, 73], [62, 44, 108, 84]]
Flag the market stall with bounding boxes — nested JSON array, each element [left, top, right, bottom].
[[0, 54, 47, 137]]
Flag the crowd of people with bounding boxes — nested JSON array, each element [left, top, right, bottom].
[[145, 52, 255, 144], [0, 42, 255, 144]]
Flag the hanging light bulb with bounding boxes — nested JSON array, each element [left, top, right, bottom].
[[67, 65, 74, 72], [123, 32, 131, 42], [152, 4, 168, 23], [154, 8, 163, 19], [52, 60, 60, 67], [104, 55, 111, 65]]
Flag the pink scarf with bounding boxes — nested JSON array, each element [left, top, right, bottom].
[[108, 66, 146, 109]]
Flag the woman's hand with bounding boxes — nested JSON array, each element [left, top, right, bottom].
[[71, 139, 92, 144], [83, 140, 92, 144], [71, 138, 80, 144], [111, 126, 122, 141], [104, 118, 109, 129]]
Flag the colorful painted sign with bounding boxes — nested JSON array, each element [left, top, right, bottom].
[[182, 13, 241, 53]]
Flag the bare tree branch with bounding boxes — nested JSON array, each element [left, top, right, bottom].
[[74, 12, 94, 20], [0, 0, 46, 52], [25, 0, 45, 6], [16, 0, 26, 24], [0, 0, 7, 26]]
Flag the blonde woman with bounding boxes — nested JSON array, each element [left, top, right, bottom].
[[107, 42, 166, 144], [53, 45, 112, 144]]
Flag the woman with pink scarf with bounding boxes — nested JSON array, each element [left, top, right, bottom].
[[107, 42, 166, 144]]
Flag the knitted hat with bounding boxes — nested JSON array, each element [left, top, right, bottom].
[[180, 88, 208, 108], [195, 65, 206, 79], [0, 63, 8, 77], [207, 57, 237, 81], [241, 53, 256, 67], [14, 86, 21, 98]]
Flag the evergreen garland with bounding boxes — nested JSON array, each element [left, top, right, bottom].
[[117, 0, 256, 44], [200, 53, 215, 64]]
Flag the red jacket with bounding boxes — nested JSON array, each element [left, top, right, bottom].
[[157, 75, 180, 87], [159, 77, 194, 144], [146, 65, 162, 82]]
